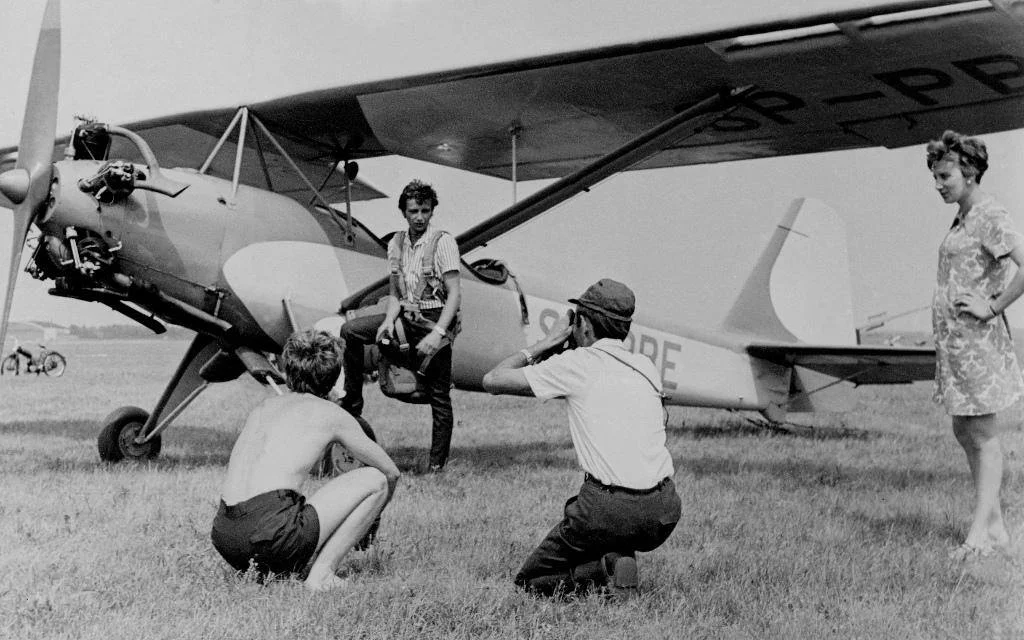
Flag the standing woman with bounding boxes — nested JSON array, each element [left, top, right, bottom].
[[929, 130, 1024, 560]]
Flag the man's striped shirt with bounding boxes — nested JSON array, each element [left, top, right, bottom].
[[387, 225, 460, 309]]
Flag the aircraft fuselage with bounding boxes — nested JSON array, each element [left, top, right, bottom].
[[33, 157, 822, 424]]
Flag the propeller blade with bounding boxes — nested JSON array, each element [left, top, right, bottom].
[[17, 0, 61, 176], [0, 0, 61, 347]]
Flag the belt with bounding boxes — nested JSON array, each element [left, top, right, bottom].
[[221, 488, 301, 517], [584, 473, 671, 496]]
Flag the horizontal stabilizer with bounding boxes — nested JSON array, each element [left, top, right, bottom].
[[746, 343, 935, 385]]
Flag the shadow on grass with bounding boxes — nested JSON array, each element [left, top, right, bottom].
[[850, 509, 962, 545], [1, 419, 576, 474], [373, 442, 576, 475], [0, 419, 236, 469], [673, 418, 884, 442], [684, 455, 953, 490]]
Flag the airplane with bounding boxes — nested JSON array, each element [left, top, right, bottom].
[[2, 0, 1023, 463]]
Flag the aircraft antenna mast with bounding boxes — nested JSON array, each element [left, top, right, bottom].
[[343, 161, 354, 245], [509, 122, 522, 203]]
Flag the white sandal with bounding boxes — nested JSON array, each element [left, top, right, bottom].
[[948, 542, 994, 562]]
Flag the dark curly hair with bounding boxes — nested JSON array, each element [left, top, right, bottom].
[[398, 179, 439, 211], [280, 329, 344, 398], [926, 130, 989, 183]]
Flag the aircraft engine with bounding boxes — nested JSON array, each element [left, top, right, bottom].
[[27, 228, 115, 282]]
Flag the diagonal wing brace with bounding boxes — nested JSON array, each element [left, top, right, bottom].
[[340, 85, 756, 310]]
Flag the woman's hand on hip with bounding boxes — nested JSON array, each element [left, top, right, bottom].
[[954, 291, 995, 321]]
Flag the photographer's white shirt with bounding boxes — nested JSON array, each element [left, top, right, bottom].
[[522, 338, 674, 489]]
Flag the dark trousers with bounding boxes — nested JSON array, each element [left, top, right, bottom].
[[515, 475, 681, 597], [339, 310, 455, 468]]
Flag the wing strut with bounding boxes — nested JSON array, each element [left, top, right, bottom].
[[198, 107, 356, 244], [340, 85, 756, 311], [198, 108, 245, 175], [457, 85, 756, 254], [249, 114, 356, 245]]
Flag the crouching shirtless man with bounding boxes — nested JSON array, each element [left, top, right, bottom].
[[211, 329, 401, 591]]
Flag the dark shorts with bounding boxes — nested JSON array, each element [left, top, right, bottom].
[[211, 489, 321, 577]]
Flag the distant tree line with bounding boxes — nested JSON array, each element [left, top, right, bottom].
[[67, 324, 195, 340]]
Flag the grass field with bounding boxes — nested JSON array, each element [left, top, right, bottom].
[[0, 338, 1021, 639]]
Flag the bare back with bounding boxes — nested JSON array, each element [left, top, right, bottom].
[[221, 392, 350, 504]]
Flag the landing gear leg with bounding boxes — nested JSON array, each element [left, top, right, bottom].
[[96, 335, 221, 463]]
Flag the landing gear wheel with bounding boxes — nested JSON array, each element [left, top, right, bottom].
[[1, 354, 17, 375], [98, 406, 162, 462], [41, 352, 66, 377], [318, 416, 380, 477]]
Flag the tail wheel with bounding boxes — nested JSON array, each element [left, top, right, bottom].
[[1, 354, 18, 375], [98, 406, 162, 462], [41, 352, 65, 377]]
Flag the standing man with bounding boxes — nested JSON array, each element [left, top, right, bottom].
[[340, 180, 462, 472], [482, 279, 680, 599], [211, 330, 401, 591]]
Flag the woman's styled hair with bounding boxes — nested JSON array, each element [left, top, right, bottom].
[[280, 330, 344, 398], [398, 179, 439, 211], [926, 130, 989, 183]]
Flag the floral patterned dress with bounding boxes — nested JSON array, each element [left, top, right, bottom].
[[933, 195, 1024, 415]]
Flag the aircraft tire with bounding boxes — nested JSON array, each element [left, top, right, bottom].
[[98, 406, 162, 463], [0, 354, 17, 375], [42, 352, 66, 377]]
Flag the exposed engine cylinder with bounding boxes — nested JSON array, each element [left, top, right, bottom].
[[27, 228, 115, 281]]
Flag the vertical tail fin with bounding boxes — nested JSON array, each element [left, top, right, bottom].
[[721, 198, 856, 345]]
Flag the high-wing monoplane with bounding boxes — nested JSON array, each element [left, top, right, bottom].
[[2, 0, 1022, 461]]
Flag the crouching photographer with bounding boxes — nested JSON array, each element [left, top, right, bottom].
[[482, 278, 680, 600]]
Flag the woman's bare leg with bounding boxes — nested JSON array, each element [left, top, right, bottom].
[[952, 413, 1009, 551]]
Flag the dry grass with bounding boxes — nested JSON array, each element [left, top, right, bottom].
[[0, 339, 1022, 639]]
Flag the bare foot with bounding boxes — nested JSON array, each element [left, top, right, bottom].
[[304, 573, 349, 592]]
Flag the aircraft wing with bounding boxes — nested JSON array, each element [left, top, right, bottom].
[[100, 1, 1024, 183], [9, 2, 1022, 190], [4, 0, 1020, 215], [746, 343, 935, 384]]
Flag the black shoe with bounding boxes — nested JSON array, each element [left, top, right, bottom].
[[603, 553, 639, 600]]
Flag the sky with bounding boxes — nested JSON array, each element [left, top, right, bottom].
[[2, 0, 1023, 335]]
